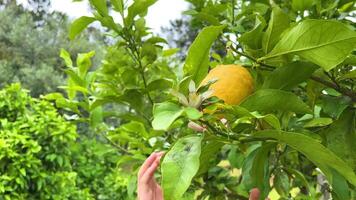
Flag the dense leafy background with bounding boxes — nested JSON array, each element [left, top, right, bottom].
[[0, 0, 355, 199]]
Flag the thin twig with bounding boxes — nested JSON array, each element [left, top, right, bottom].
[[100, 132, 133, 155]]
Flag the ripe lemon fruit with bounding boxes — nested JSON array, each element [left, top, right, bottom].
[[200, 64, 254, 105]]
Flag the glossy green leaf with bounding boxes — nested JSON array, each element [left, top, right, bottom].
[[273, 169, 290, 197], [76, 51, 95, 77], [110, 0, 124, 14], [321, 95, 351, 119], [241, 89, 312, 114], [162, 136, 202, 200], [197, 140, 224, 176], [263, 62, 318, 90], [330, 169, 350, 200], [69, 16, 96, 40], [260, 20, 356, 71], [152, 102, 184, 130], [147, 79, 172, 91], [283, 167, 310, 193], [59, 49, 73, 68], [183, 25, 225, 84], [292, 0, 314, 11], [90, 106, 103, 128], [239, 15, 266, 50], [184, 107, 203, 120], [125, 0, 157, 26], [251, 143, 274, 199], [262, 6, 290, 53], [89, 0, 108, 16], [324, 109, 356, 170], [253, 130, 356, 187], [303, 117, 333, 127]]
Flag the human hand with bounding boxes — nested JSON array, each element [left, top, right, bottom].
[[137, 152, 268, 200], [137, 152, 164, 200]]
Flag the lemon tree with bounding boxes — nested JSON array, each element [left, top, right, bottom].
[[55, 0, 356, 199]]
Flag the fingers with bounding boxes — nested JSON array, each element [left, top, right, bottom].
[[140, 153, 164, 184], [138, 152, 164, 179], [138, 153, 158, 179], [249, 188, 260, 200]]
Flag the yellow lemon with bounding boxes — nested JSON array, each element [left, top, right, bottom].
[[200, 64, 254, 105]]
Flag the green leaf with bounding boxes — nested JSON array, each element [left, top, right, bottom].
[[251, 143, 274, 199], [283, 167, 310, 193], [263, 61, 318, 90], [152, 102, 184, 130], [125, 0, 158, 26], [273, 169, 290, 197], [121, 121, 149, 139], [77, 51, 95, 77], [253, 130, 356, 187], [340, 70, 356, 80], [262, 6, 290, 54], [260, 20, 356, 71], [89, 0, 108, 16], [110, 0, 124, 14], [323, 109, 356, 170], [147, 79, 173, 91], [196, 140, 224, 176], [321, 95, 351, 119], [239, 15, 266, 50], [59, 49, 73, 67], [330, 169, 350, 200], [69, 16, 96, 40], [162, 136, 202, 200], [303, 117, 333, 128], [163, 48, 180, 57], [184, 107, 203, 120], [183, 25, 225, 84], [241, 89, 312, 114], [292, 0, 315, 11]]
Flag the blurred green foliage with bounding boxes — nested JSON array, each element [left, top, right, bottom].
[[0, 3, 105, 97], [0, 84, 132, 199]]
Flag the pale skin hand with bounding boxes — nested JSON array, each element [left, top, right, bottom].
[[137, 152, 268, 200], [138, 152, 164, 200]]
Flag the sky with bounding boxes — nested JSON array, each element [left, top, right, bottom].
[[17, 0, 189, 33]]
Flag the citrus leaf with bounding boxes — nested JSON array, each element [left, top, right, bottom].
[[125, 0, 157, 26], [292, 0, 315, 11], [183, 25, 225, 85], [147, 79, 173, 91], [323, 109, 356, 170], [262, 6, 290, 54], [260, 20, 356, 71], [184, 107, 203, 120], [251, 143, 275, 199], [110, 0, 124, 14], [253, 130, 356, 187], [263, 62, 318, 90], [303, 117, 333, 128], [89, 0, 108, 16], [162, 136, 202, 200], [69, 16, 96, 40], [152, 102, 184, 131], [241, 89, 312, 114], [239, 15, 266, 50]]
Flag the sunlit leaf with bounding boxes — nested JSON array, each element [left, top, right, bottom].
[[260, 20, 356, 71], [183, 25, 225, 84], [152, 102, 184, 130], [69, 16, 96, 40], [162, 136, 202, 200]]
